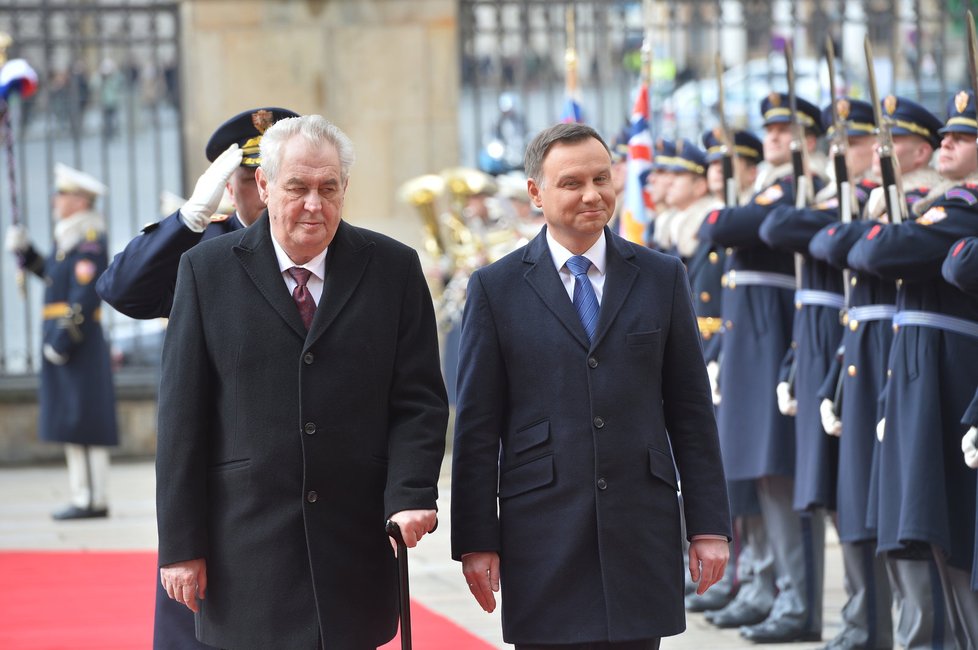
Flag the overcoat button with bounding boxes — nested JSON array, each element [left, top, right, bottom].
[[593, 416, 605, 429], [303, 353, 314, 365], [304, 422, 317, 435], [588, 357, 598, 368], [306, 491, 318, 503], [597, 478, 608, 490]]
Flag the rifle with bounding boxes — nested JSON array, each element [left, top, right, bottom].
[[641, 0, 655, 147], [864, 35, 906, 224], [968, 11, 978, 167], [715, 53, 739, 207]]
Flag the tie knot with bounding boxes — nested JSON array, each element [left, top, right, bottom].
[[287, 266, 312, 287], [566, 255, 592, 277]]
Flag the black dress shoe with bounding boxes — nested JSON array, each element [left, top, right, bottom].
[[685, 588, 735, 612], [740, 618, 821, 644], [705, 600, 770, 628], [52, 505, 109, 521]]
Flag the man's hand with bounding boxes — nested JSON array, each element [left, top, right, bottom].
[[461, 551, 500, 613], [689, 538, 729, 596], [962, 426, 978, 469], [179, 144, 242, 233], [42, 344, 69, 366], [388, 509, 437, 552], [776, 381, 797, 416], [4, 224, 29, 253], [160, 558, 207, 613], [706, 360, 721, 405], [820, 398, 842, 437]]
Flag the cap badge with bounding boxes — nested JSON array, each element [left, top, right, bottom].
[[769, 92, 781, 107], [956, 91, 971, 115], [884, 95, 897, 115], [251, 109, 274, 134], [837, 98, 851, 120]]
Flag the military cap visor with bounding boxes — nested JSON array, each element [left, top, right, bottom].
[[761, 93, 824, 136], [938, 91, 978, 136], [702, 128, 764, 164], [205, 107, 301, 167]]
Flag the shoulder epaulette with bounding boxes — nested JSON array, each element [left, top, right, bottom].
[[944, 185, 978, 206]]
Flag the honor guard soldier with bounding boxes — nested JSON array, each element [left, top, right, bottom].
[[699, 92, 828, 644], [848, 90, 978, 650], [95, 106, 298, 650], [690, 128, 778, 619], [810, 95, 946, 650], [653, 139, 720, 260], [97, 107, 299, 319], [761, 99, 889, 650], [4, 164, 118, 520], [943, 236, 978, 598], [647, 138, 676, 249]]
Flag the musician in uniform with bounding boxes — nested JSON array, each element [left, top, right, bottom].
[[810, 96, 947, 650], [761, 99, 889, 650], [95, 106, 298, 650], [97, 107, 299, 319], [699, 92, 827, 644], [4, 164, 117, 521], [848, 90, 978, 650]]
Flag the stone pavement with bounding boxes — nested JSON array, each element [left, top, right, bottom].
[[0, 458, 847, 649]]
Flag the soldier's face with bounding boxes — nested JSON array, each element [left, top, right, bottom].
[[845, 135, 876, 177], [649, 171, 673, 205], [228, 166, 264, 226], [257, 135, 346, 265], [938, 132, 978, 180], [763, 123, 792, 166], [880, 135, 933, 177], [527, 138, 615, 254], [52, 190, 91, 220], [665, 172, 707, 210], [706, 161, 724, 195]]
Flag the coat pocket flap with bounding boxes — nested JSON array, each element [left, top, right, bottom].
[[512, 419, 550, 454], [498, 454, 554, 499], [627, 330, 661, 347], [648, 447, 679, 491]]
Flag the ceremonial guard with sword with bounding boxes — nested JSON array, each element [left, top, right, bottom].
[[848, 87, 978, 649], [810, 90, 947, 648], [698, 87, 827, 644]]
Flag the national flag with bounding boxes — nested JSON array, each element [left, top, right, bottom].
[[619, 83, 654, 244]]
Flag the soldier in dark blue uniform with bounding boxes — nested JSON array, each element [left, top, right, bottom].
[[811, 95, 946, 650], [689, 129, 780, 620], [4, 164, 118, 520], [97, 107, 299, 319], [761, 99, 890, 650], [95, 106, 298, 650], [943, 236, 978, 600], [646, 138, 676, 250], [699, 92, 828, 643], [848, 90, 978, 650]]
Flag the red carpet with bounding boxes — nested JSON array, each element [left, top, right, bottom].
[[0, 551, 495, 649]]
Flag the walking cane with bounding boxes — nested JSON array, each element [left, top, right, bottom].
[[385, 520, 413, 650]]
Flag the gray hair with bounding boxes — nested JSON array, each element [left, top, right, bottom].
[[523, 123, 611, 185], [259, 115, 356, 183]]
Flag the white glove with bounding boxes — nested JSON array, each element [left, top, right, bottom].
[[820, 398, 842, 437], [962, 427, 978, 469], [876, 418, 886, 442], [776, 381, 797, 416], [706, 361, 721, 405], [179, 143, 242, 233], [43, 343, 69, 366], [5, 224, 29, 253]]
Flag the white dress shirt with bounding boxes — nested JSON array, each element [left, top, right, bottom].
[[270, 235, 328, 306], [546, 228, 607, 305]]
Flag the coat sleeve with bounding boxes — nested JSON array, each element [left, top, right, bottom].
[[699, 180, 794, 249], [760, 204, 838, 254], [661, 258, 732, 540], [942, 236, 978, 296], [809, 221, 874, 270], [383, 251, 449, 517], [451, 269, 508, 559], [156, 252, 214, 567], [96, 211, 205, 319]]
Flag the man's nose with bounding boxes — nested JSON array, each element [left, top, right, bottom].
[[303, 191, 323, 211]]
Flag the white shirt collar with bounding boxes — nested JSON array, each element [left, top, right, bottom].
[[546, 228, 607, 276], [270, 233, 328, 281]]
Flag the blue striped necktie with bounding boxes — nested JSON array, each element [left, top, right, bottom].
[[566, 255, 599, 342]]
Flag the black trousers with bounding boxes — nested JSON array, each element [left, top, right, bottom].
[[515, 640, 660, 650]]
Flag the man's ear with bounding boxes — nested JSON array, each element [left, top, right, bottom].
[[255, 168, 269, 202], [527, 178, 544, 208]]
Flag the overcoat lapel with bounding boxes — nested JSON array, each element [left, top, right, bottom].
[[522, 228, 591, 349], [592, 229, 639, 348], [232, 213, 307, 340], [304, 221, 373, 350]]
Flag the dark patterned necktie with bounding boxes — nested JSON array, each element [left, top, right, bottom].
[[565, 255, 599, 342], [287, 266, 316, 329]]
